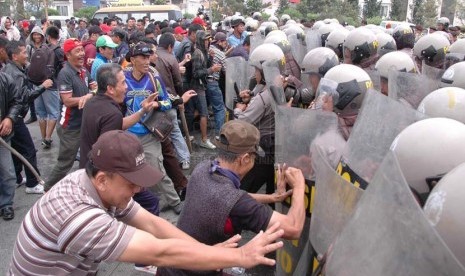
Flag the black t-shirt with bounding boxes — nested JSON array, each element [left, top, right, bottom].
[[79, 94, 123, 168], [229, 193, 273, 234]]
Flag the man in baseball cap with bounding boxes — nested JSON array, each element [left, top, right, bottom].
[[159, 120, 305, 275], [9, 129, 286, 275]]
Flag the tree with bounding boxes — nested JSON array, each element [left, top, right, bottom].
[[75, 7, 98, 21], [276, 0, 289, 16], [282, 7, 303, 19], [244, 0, 263, 16], [414, 0, 438, 26], [363, 0, 381, 18], [390, 0, 405, 20], [410, 0, 424, 25]]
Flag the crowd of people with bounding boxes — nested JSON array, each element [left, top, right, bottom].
[[0, 9, 465, 276]]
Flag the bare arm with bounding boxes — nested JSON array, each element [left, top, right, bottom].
[[122, 93, 159, 130], [248, 190, 292, 204], [61, 92, 93, 109], [118, 220, 284, 270], [267, 167, 306, 239]]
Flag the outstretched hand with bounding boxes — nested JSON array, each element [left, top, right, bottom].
[[239, 222, 284, 268]]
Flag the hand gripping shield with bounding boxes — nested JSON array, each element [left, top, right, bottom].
[[224, 56, 254, 110]]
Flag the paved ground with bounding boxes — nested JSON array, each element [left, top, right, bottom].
[[0, 115, 275, 276]]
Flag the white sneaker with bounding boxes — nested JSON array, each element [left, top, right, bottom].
[[16, 178, 26, 187], [199, 139, 216, 150], [25, 184, 44, 194], [134, 265, 158, 274], [181, 160, 190, 170], [189, 135, 194, 142]]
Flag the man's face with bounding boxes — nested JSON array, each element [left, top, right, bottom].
[[174, 33, 183, 41], [79, 21, 87, 29], [32, 33, 42, 43], [4, 18, 11, 30], [90, 33, 100, 41], [219, 40, 228, 48], [66, 45, 85, 68], [14, 46, 28, 67], [100, 173, 141, 210], [189, 31, 197, 43], [111, 34, 120, 44], [145, 32, 155, 39], [110, 21, 118, 30], [154, 25, 161, 36], [131, 55, 150, 74], [136, 22, 144, 31], [0, 47, 7, 63], [100, 46, 114, 60], [149, 45, 158, 64], [69, 23, 75, 30], [235, 23, 245, 34], [128, 19, 135, 28], [108, 70, 127, 103], [309, 74, 321, 93]]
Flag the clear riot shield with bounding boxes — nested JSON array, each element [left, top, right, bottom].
[[305, 29, 321, 53], [422, 60, 445, 82], [325, 152, 465, 275], [262, 60, 286, 107], [309, 146, 364, 256], [224, 56, 253, 110], [250, 33, 264, 55], [388, 70, 436, 109], [274, 106, 339, 276], [364, 69, 381, 92], [287, 33, 307, 67], [341, 90, 426, 188]]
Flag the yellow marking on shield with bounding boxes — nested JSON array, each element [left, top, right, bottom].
[[448, 90, 456, 109]]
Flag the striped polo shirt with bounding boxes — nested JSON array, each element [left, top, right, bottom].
[[9, 169, 140, 275]]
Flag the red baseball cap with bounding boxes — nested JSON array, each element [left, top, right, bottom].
[[63, 38, 82, 54], [100, 24, 112, 34], [192, 17, 206, 26], [174, 26, 187, 35]]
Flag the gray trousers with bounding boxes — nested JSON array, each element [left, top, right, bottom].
[[139, 134, 180, 207], [44, 126, 80, 190], [0, 140, 17, 209]]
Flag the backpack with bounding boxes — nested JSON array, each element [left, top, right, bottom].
[[27, 44, 60, 85]]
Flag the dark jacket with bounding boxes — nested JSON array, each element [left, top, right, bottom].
[[190, 30, 212, 90], [155, 47, 183, 96], [1, 61, 46, 116], [83, 39, 97, 72], [0, 72, 22, 141], [114, 41, 129, 60]]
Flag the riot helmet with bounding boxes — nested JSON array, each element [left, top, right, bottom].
[[249, 43, 285, 71], [302, 47, 339, 92], [280, 14, 291, 25], [424, 162, 465, 267], [322, 64, 373, 115], [343, 27, 379, 67], [223, 16, 231, 28], [376, 32, 397, 57], [413, 33, 450, 69], [375, 51, 416, 95], [319, 24, 340, 47], [390, 118, 465, 201], [269, 16, 279, 25], [440, 61, 465, 89], [312, 21, 324, 30], [417, 87, 465, 123], [445, 39, 465, 68], [230, 15, 245, 28], [263, 34, 291, 54], [252, 12, 262, 21], [285, 19, 297, 26], [392, 24, 415, 50], [245, 19, 259, 32], [325, 28, 350, 60], [265, 29, 287, 40], [283, 24, 304, 37], [264, 22, 279, 37], [437, 17, 450, 31]]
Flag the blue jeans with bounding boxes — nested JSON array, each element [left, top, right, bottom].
[[167, 108, 190, 163], [11, 118, 40, 188], [206, 80, 226, 135], [0, 139, 17, 209]]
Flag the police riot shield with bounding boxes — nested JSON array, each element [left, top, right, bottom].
[[287, 33, 307, 67], [250, 33, 264, 55], [422, 60, 445, 82], [275, 106, 339, 275], [388, 70, 436, 109], [340, 90, 426, 188], [305, 29, 321, 53], [310, 146, 363, 256], [325, 152, 465, 275], [364, 69, 381, 92], [262, 60, 286, 107], [224, 56, 253, 110]]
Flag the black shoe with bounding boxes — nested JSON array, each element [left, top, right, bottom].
[[2, 207, 14, 220], [178, 188, 186, 201], [25, 117, 37, 124], [42, 139, 52, 149]]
